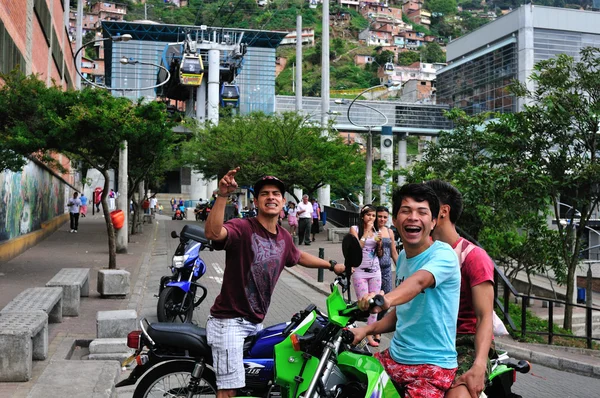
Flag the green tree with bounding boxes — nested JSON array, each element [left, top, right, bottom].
[[0, 70, 70, 172], [182, 112, 365, 200], [406, 109, 563, 297], [425, 0, 457, 16], [487, 47, 600, 330], [397, 51, 421, 66], [421, 42, 446, 63]]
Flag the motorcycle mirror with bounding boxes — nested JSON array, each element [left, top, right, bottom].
[[342, 234, 362, 268], [170, 231, 178, 239], [341, 234, 362, 302]]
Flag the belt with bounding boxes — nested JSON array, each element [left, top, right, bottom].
[[360, 267, 378, 273]]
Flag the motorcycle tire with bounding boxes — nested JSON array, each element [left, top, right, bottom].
[[133, 360, 217, 398], [157, 286, 194, 323]]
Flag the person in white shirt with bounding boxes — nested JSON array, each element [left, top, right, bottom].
[[296, 194, 313, 245], [67, 192, 82, 233], [149, 195, 158, 215]]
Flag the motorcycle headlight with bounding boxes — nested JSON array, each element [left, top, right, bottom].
[[172, 255, 185, 269]]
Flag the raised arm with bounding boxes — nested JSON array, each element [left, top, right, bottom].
[[205, 167, 240, 242]]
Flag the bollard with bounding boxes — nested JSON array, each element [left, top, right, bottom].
[[318, 248, 325, 282]]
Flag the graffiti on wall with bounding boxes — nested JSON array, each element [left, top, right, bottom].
[[0, 162, 66, 242]]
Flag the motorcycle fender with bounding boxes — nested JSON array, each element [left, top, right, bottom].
[[337, 351, 391, 396], [166, 280, 191, 292], [115, 360, 154, 387]]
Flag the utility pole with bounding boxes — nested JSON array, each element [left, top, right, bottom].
[[319, 0, 331, 206], [296, 15, 303, 112], [116, 140, 128, 253], [76, 0, 83, 89]]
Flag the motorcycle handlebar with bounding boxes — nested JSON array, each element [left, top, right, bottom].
[[283, 304, 317, 336], [368, 294, 385, 309]]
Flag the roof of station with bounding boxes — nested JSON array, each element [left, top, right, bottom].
[[101, 21, 288, 48]]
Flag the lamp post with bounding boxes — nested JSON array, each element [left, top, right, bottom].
[[344, 82, 399, 205]]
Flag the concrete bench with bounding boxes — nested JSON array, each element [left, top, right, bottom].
[[327, 228, 349, 242], [0, 311, 48, 381], [1, 287, 63, 323], [46, 268, 90, 316]]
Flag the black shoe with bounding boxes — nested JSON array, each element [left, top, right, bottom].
[[305, 242, 311, 246], [312, 238, 316, 242]]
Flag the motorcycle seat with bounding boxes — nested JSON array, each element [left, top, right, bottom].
[[147, 323, 210, 355]]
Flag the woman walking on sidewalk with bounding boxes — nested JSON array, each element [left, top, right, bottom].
[[349, 204, 383, 347], [287, 202, 298, 236]]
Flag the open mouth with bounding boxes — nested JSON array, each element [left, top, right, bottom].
[[403, 225, 422, 238]]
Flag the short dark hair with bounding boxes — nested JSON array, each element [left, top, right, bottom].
[[376, 206, 389, 214], [425, 180, 463, 224], [392, 183, 439, 220]]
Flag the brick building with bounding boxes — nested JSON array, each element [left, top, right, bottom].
[[0, 0, 77, 88]]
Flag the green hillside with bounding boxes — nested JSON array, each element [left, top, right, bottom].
[[87, 0, 597, 95]]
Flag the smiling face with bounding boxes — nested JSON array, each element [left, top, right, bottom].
[[376, 210, 389, 229], [254, 184, 283, 218], [393, 197, 436, 257]]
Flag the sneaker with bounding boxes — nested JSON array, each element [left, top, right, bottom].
[[70, 229, 74, 233], [74, 230, 78, 233]]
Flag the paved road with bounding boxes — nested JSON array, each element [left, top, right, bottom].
[[119, 219, 600, 398]]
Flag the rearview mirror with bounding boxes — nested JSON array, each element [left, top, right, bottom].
[[342, 234, 362, 268], [170, 231, 178, 239]]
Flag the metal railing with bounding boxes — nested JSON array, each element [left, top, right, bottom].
[[324, 205, 359, 228]]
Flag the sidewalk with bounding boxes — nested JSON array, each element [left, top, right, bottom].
[[0, 215, 599, 397], [0, 212, 156, 397]]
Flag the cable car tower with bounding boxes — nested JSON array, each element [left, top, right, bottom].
[[156, 28, 247, 124]]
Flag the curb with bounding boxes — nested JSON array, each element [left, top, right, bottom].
[[495, 340, 600, 378]]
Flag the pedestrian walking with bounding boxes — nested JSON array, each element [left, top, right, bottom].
[[310, 198, 321, 242], [204, 168, 345, 397], [170, 197, 176, 211], [349, 204, 383, 347], [108, 189, 116, 211], [287, 202, 298, 236], [67, 192, 82, 233], [149, 195, 158, 216], [296, 194, 313, 245], [79, 193, 88, 217]]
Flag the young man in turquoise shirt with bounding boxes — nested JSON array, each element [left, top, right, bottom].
[[351, 183, 461, 398]]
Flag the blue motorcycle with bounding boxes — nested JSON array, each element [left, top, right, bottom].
[[157, 224, 210, 323]]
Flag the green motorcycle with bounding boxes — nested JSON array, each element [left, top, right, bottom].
[[273, 234, 530, 398]]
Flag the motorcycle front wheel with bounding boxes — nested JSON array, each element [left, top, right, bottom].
[[157, 286, 194, 323], [133, 360, 217, 398]]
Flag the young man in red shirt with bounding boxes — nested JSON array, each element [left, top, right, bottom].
[[205, 168, 345, 398], [426, 180, 495, 398]]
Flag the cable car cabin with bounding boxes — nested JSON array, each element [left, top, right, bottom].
[[179, 53, 204, 86], [220, 84, 240, 108], [384, 62, 395, 75], [309, 0, 317, 9]]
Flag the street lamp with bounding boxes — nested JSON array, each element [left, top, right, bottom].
[[346, 81, 400, 205], [74, 34, 132, 89], [119, 57, 171, 92]]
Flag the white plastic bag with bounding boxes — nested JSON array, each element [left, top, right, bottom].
[[493, 312, 509, 336]]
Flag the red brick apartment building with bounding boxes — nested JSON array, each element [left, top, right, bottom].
[[0, 0, 77, 89]]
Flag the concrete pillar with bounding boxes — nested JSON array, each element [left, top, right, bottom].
[[196, 76, 206, 122], [296, 15, 303, 113], [517, 4, 535, 110], [207, 49, 220, 125], [397, 134, 407, 186], [293, 188, 303, 204], [318, 186, 330, 207], [190, 170, 207, 202], [116, 141, 128, 253], [380, 126, 394, 208], [76, 0, 83, 89]]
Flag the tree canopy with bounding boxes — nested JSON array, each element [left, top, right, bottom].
[[182, 112, 366, 200]]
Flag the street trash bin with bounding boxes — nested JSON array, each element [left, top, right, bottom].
[[110, 210, 125, 230], [577, 287, 586, 304]]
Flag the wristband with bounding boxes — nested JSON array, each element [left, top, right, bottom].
[[329, 260, 337, 271], [217, 193, 229, 198]]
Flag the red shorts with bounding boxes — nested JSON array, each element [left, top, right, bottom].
[[375, 349, 457, 398]]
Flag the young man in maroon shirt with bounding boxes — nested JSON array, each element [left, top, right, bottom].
[[426, 180, 495, 398], [205, 167, 345, 398]]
